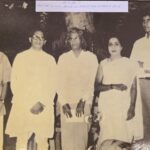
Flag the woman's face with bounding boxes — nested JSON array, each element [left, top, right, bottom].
[[69, 32, 81, 50], [108, 37, 122, 57]]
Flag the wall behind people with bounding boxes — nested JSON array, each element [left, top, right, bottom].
[[0, 1, 148, 62]]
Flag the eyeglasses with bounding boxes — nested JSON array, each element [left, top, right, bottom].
[[32, 35, 45, 41]]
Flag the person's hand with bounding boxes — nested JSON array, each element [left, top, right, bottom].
[[138, 61, 144, 68], [126, 106, 135, 120], [76, 99, 85, 117], [113, 84, 128, 91], [62, 103, 72, 118], [30, 102, 45, 115]]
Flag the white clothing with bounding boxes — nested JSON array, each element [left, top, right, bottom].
[[57, 50, 98, 105], [57, 50, 98, 150], [6, 48, 56, 140], [98, 57, 143, 143], [131, 35, 150, 77]]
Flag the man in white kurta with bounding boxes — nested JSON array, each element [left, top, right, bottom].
[[0, 52, 11, 150], [6, 30, 56, 150], [130, 13, 150, 139], [57, 50, 98, 150]]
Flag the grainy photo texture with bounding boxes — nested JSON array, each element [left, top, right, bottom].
[[0, 1, 150, 150]]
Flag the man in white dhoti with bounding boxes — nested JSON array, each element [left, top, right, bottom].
[[6, 29, 56, 150], [0, 52, 11, 150], [57, 28, 98, 150], [130, 11, 150, 139]]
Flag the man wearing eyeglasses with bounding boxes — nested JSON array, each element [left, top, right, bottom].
[[6, 29, 56, 150]]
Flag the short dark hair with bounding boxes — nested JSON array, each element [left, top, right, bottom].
[[29, 28, 47, 39], [65, 27, 87, 50], [141, 9, 150, 19], [105, 33, 124, 57], [107, 33, 124, 47]]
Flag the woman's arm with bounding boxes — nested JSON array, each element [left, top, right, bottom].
[[98, 83, 128, 92], [95, 63, 112, 92], [127, 77, 137, 120], [95, 63, 127, 94], [95, 73, 127, 95], [95, 62, 115, 93], [130, 77, 137, 109], [95, 83, 114, 93]]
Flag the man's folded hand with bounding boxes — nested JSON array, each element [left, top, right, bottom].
[[76, 99, 85, 117], [30, 102, 45, 115], [62, 103, 72, 118]]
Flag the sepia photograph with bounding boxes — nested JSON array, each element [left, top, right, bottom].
[[0, 0, 150, 150]]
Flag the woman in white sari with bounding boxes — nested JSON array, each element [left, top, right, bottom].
[[95, 35, 143, 147]]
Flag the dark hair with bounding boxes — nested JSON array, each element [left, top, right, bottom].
[[65, 27, 87, 50], [29, 28, 47, 39], [107, 33, 124, 47], [141, 10, 150, 19], [105, 33, 124, 57]]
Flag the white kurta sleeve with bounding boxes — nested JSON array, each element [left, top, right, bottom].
[[49, 57, 57, 105], [82, 55, 98, 105], [40, 56, 56, 107], [130, 41, 141, 62], [10, 54, 21, 96], [57, 55, 67, 105]]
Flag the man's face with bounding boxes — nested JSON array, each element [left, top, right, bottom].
[[69, 33, 81, 50], [29, 31, 46, 50], [142, 15, 150, 33]]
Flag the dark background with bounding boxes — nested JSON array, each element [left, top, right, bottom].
[[0, 1, 149, 63]]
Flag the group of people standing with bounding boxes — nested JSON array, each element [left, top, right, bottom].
[[0, 11, 150, 150]]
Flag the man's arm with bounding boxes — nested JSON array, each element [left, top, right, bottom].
[[0, 83, 8, 102]]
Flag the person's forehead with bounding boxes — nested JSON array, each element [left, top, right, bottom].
[[109, 37, 119, 42], [143, 15, 150, 20], [33, 31, 44, 37], [70, 32, 79, 38]]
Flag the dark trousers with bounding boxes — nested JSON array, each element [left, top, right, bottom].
[[140, 79, 150, 139]]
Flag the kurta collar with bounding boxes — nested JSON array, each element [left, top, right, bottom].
[[145, 33, 150, 39], [29, 47, 43, 53], [70, 49, 84, 59]]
